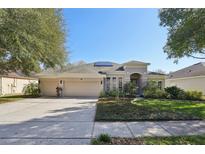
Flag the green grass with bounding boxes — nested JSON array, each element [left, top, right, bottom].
[[92, 135, 205, 145], [95, 98, 205, 121], [0, 95, 39, 104]]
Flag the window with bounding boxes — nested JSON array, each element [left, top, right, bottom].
[[112, 77, 116, 90], [106, 77, 110, 91], [118, 77, 123, 91], [158, 81, 162, 90]]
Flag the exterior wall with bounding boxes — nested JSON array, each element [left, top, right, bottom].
[[165, 76, 205, 95], [124, 66, 147, 82], [39, 77, 103, 97], [124, 66, 148, 94], [148, 75, 166, 89], [104, 74, 126, 91], [104, 65, 149, 95], [1, 77, 38, 95]]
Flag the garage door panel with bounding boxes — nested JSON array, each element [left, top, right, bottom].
[[40, 80, 58, 96], [64, 80, 102, 97]]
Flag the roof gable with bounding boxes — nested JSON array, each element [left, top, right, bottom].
[[123, 60, 150, 66], [168, 62, 205, 79]]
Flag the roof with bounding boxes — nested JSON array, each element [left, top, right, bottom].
[[0, 72, 37, 80], [167, 62, 205, 79], [37, 72, 105, 79], [36, 60, 151, 78], [123, 60, 150, 66], [148, 71, 166, 75]]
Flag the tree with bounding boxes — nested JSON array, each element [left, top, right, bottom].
[[0, 9, 67, 75], [159, 9, 205, 62], [72, 60, 86, 66], [154, 69, 166, 74]]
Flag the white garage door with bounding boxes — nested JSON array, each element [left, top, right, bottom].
[[40, 79, 58, 96], [63, 79, 102, 97]]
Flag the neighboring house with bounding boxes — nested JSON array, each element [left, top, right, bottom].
[[36, 60, 166, 97], [0, 72, 38, 96], [166, 62, 205, 95]]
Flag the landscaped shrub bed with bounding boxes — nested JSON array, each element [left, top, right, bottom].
[[99, 81, 137, 99], [100, 81, 203, 101], [143, 81, 203, 101]]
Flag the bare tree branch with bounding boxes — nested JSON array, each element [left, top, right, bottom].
[[187, 54, 205, 59]]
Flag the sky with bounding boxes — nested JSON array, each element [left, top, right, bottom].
[[63, 8, 202, 73]]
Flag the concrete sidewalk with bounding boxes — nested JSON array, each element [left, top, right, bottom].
[[93, 121, 205, 138]]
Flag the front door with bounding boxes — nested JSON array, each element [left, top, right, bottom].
[[130, 73, 141, 95]]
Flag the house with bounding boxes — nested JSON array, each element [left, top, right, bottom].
[[36, 60, 166, 97], [0, 72, 38, 96], [165, 62, 205, 95]]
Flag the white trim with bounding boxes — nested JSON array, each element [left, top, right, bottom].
[[166, 75, 205, 81]]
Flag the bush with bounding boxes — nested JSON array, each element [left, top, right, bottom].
[[91, 134, 111, 145], [164, 86, 186, 99], [143, 81, 167, 99], [99, 89, 126, 98], [108, 90, 119, 97], [164, 86, 202, 100], [144, 89, 168, 99], [185, 91, 202, 100], [123, 82, 137, 97], [99, 81, 137, 98], [98, 133, 111, 143], [23, 83, 40, 96], [99, 91, 107, 98]]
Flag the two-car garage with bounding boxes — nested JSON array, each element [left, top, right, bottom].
[[38, 73, 104, 97]]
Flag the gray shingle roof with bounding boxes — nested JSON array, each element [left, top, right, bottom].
[[36, 60, 153, 76], [0, 71, 37, 79], [168, 62, 205, 79]]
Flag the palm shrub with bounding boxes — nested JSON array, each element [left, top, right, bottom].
[[23, 83, 40, 96]]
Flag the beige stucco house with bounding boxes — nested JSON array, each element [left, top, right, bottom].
[[166, 62, 205, 95], [0, 72, 38, 96], [36, 60, 165, 97]]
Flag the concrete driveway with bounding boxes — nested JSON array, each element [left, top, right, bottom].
[[0, 97, 97, 145]]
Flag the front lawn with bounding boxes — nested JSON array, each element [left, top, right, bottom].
[[95, 98, 205, 121], [92, 135, 205, 145]]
